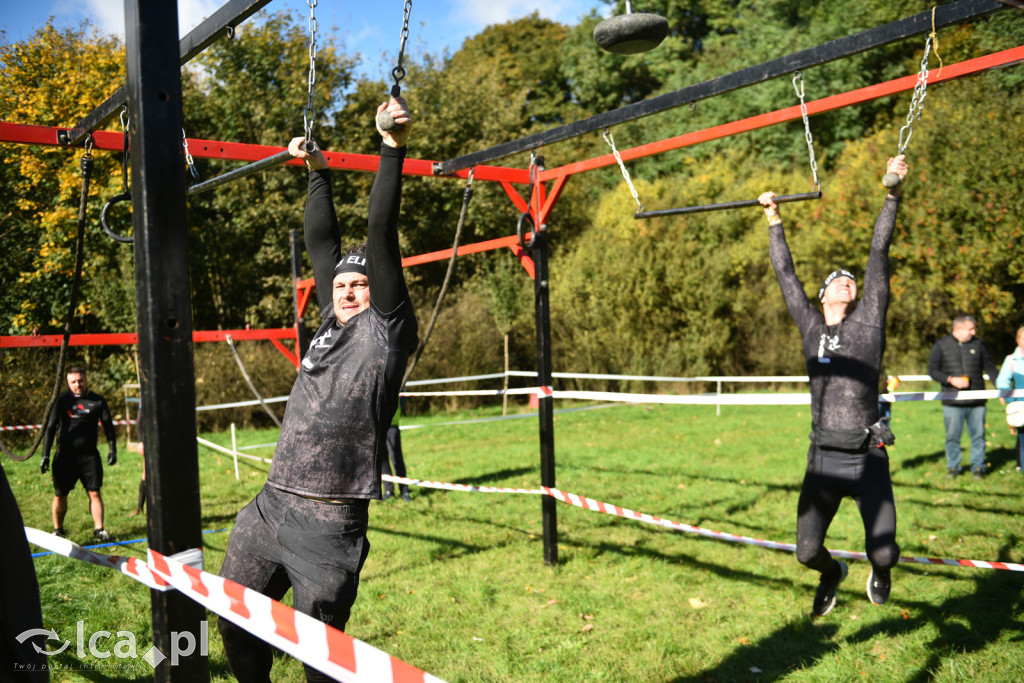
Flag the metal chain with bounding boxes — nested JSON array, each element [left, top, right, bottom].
[[896, 33, 932, 155], [118, 107, 130, 193], [303, 0, 318, 142], [181, 129, 198, 179], [602, 128, 644, 213], [792, 71, 820, 191], [392, 0, 413, 85], [526, 150, 538, 214]]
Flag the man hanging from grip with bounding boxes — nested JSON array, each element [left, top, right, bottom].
[[217, 97, 417, 683], [759, 153, 908, 617]]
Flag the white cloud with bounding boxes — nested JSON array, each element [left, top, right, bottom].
[[451, 0, 599, 30], [70, 0, 223, 39]]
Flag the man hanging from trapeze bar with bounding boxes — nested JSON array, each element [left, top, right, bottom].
[[758, 153, 908, 618], [217, 95, 418, 682]]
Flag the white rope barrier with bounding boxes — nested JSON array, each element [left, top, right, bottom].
[[196, 436, 273, 463]]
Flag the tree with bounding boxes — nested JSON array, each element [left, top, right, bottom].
[[0, 21, 126, 335], [182, 10, 356, 330], [477, 253, 530, 414]]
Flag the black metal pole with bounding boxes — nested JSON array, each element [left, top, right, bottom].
[[432, 0, 1006, 175], [290, 229, 309, 360], [186, 149, 294, 195], [531, 159, 558, 566], [635, 191, 822, 219], [125, 1, 209, 681]]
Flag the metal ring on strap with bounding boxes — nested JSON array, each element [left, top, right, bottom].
[[517, 211, 536, 250], [100, 192, 134, 243]]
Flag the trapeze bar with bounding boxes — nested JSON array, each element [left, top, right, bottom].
[[634, 191, 821, 219], [186, 149, 294, 195], [63, 0, 272, 146], [433, 0, 1007, 175]]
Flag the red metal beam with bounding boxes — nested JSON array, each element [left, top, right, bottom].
[[0, 327, 297, 348], [541, 45, 1024, 180], [0, 123, 529, 184]]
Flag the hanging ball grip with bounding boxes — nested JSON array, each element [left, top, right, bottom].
[[881, 173, 902, 188], [377, 84, 405, 132]]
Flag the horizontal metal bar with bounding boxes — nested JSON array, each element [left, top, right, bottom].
[[64, 0, 272, 145], [542, 45, 1024, 181], [433, 0, 1006, 175], [186, 148, 294, 195], [635, 191, 821, 219]]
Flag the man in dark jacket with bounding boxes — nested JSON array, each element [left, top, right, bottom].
[[927, 314, 1000, 479], [41, 366, 118, 541]]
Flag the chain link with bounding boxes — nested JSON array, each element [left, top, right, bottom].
[[181, 129, 198, 180], [303, 0, 318, 141], [392, 0, 413, 84], [896, 34, 932, 155], [792, 71, 820, 191], [603, 128, 644, 213]]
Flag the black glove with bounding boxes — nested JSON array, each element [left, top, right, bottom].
[[107, 451, 117, 466], [40, 457, 49, 475], [868, 418, 895, 446]]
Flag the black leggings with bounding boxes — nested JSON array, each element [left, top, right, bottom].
[[796, 444, 900, 574]]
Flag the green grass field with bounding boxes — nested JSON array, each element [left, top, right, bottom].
[[6, 398, 1024, 682]]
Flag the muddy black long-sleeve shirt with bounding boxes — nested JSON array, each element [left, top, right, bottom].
[[267, 144, 418, 499], [769, 195, 900, 433]]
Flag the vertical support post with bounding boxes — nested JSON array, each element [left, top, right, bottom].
[[290, 229, 309, 360], [532, 157, 558, 566], [125, 1, 209, 681]]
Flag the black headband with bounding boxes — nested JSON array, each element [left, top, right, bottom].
[[334, 253, 367, 277], [818, 269, 856, 301]]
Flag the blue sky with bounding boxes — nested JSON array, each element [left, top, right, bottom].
[[1, 0, 609, 78]]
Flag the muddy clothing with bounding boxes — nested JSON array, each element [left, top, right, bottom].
[[219, 144, 415, 683], [770, 194, 902, 575], [267, 145, 418, 500]]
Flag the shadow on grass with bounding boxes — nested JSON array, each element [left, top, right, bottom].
[[897, 445, 1018, 474], [843, 542, 1024, 682], [667, 540, 1024, 682]]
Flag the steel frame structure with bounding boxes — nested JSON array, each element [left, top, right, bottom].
[[1, 2, 1020, 676]]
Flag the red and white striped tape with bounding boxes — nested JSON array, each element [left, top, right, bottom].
[[1, 419, 136, 432], [539, 487, 1024, 572], [382, 477, 1024, 572], [24, 527, 181, 591], [24, 527, 446, 682], [146, 548, 446, 683]]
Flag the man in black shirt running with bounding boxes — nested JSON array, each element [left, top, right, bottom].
[[217, 98, 417, 683], [759, 153, 908, 617], [41, 366, 118, 542]]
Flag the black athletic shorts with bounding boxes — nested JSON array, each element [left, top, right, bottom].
[[52, 450, 103, 497]]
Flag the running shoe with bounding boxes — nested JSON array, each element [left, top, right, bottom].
[[93, 528, 116, 542], [972, 468, 985, 480], [812, 561, 848, 617], [867, 567, 891, 605], [53, 528, 68, 538]]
